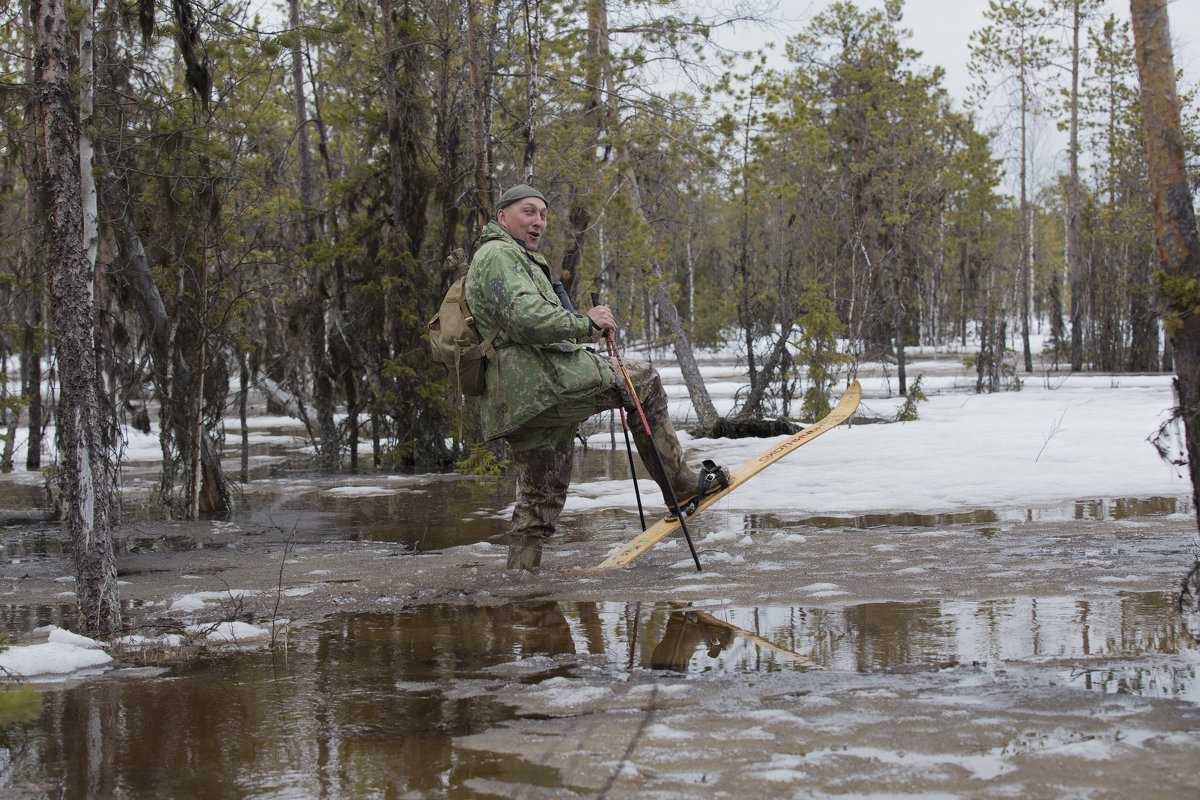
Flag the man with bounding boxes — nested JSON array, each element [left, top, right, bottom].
[[465, 184, 727, 569]]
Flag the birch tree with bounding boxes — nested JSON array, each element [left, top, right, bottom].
[[34, 0, 118, 634]]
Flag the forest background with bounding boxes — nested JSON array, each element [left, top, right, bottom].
[[2, 0, 1198, 632]]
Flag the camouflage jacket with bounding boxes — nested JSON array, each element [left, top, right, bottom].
[[464, 222, 616, 440]]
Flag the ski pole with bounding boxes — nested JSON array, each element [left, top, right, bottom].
[[610, 370, 648, 531], [591, 295, 647, 529], [592, 293, 703, 572]]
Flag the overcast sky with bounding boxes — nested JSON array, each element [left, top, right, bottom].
[[717, 0, 1200, 106], [702, 0, 1200, 189]]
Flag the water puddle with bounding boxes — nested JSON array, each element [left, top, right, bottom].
[[39, 433, 1189, 555], [0, 480, 51, 513], [797, 496, 1190, 530], [8, 606, 567, 798], [549, 593, 1198, 679], [0, 604, 76, 637], [230, 475, 513, 549], [144, 482, 1193, 555], [5, 591, 1196, 797], [1, 529, 67, 561], [123, 448, 639, 551]]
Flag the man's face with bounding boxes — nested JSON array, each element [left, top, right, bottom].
[[497, 197, 548, 250]]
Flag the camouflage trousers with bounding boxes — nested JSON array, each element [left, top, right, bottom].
[[593, 358, 699, 508], [507, 358, 698, 544]]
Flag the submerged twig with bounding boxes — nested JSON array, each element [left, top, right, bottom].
[[270, 519, 300, 654]]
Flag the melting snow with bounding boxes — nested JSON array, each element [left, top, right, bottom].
[[169, 589, 259, 613], [0, 626, 112, 677]]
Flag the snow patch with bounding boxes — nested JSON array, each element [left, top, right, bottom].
[[750, 768, 808, 782], [114, 633, 185, 649], [191, 621, 271, 643], [42, 626, 103, 649], [169, 589, 258, 612], [0, 627, 113, 677], [326, 485, 401, 497], [643, 723, 694, 741], [521, 676, 610, 709], [569, 375, 1188, 518]]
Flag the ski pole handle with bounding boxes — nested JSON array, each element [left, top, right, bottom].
[[591, 291, 614, 344]]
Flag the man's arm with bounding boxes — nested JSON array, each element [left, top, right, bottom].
[[485, 256, 592, 345]]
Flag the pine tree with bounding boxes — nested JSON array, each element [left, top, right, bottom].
[[970, 0, 1056, 374]]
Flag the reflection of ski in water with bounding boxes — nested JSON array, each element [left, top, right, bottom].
[[650, 601, 825, 671]]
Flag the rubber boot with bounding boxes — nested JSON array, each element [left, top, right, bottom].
[[592, 356, 705, 514], [506, 535, 543, 570], [632, 419, 699, 513], [504, 445, 573, 570]]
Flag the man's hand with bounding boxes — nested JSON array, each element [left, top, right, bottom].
[[587, 305, 616, 342]]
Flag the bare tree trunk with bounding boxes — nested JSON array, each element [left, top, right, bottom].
[[556, 0, 607, 305], [1019, 64, 1034, 373], [379, 0, 429, 257], [21, 322, 43, 471], [466, 0, 494, 230], [239, 351, 249, 483], [737, 109, 758, 403], [653, 279, 719, 426], [80, 0, 98, 274], [1130, 0, 1200, 529], [736, 324, 796, 419], [1068, 0, 1085, 371], [188, 244, 209, 520], [21, 20, 45, 472], [519, 0, 542, 180], [895, 295, 908, 396], [600, 24, 717, 427], [291, 0, 337, 470], [559, 205, 590, 305], [35, 0, 118, 634]]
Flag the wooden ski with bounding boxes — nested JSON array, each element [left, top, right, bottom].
[[588, 380, 861, 571]]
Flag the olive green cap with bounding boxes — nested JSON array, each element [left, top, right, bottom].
[[497, 184, 548, 210]]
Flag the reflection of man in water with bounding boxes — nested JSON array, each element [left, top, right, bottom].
[[649, 611, 735, 671], [492, 600, 576, 656]]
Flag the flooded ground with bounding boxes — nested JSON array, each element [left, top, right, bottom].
[[6, 589, 1200, 798], [2, 483, 1200, 798], [3, 357, 1200, 797]]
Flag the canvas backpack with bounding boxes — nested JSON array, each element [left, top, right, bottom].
[[428, 248, 498, 404]]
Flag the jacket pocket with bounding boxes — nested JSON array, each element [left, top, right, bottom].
[[539, 345, 608, 396]]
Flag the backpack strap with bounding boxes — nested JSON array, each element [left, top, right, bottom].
[[452, 343, 466, 441], [479, 327, 503, 404]]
